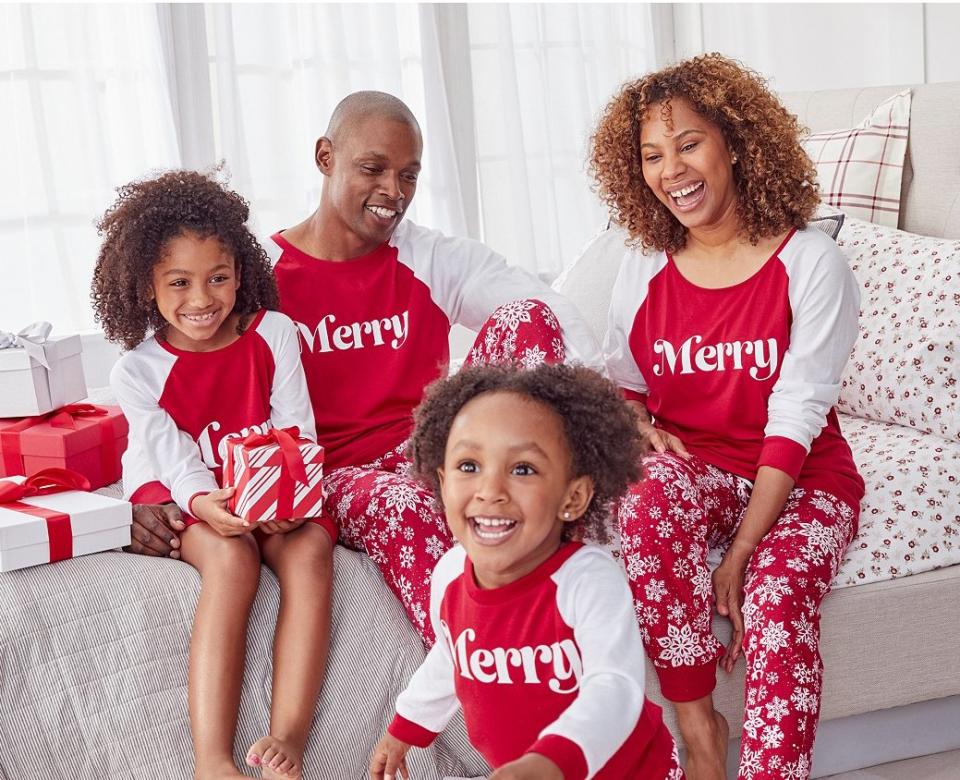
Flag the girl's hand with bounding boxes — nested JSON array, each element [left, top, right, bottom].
[[369, 732, 411, 780], [712, 544, 751, 673], [488, 754, 563, 780], [191, 487, 250, 537], [638, 422, 689, 458], [259, 517, 308, 535]]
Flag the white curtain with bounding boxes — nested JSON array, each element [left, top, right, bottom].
[[466, 3, 655, 280], [201, 3, 469, 243], [0, 3, 180, 333]]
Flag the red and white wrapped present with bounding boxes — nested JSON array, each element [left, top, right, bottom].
[[0, 468, 132, 572], [0, 322, 87, 417], [0, 404, 128, 487], [223, 427, 324, 523]]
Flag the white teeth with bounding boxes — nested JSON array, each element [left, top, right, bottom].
[[670, 182, 703, 198], [367, 205, 397, 219], [182, 312, 216, 322], [472, 516, 517, 540], [474, 517, 515, 527]]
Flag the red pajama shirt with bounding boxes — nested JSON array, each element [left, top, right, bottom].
[[267, 220, 601, 643], [112, 309, 333, 537], [389, 543, 683, 780], [604, 227, 864, 780]]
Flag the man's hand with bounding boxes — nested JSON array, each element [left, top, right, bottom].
[[369, 732, 411, 780], [258, 517, 308, 535], [191, 487, 250, 537], [488, 754, 563, 780], [128, 503, 186, 558]]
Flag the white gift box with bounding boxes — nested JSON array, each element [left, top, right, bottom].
[[0, 477, 131, 572], [0, 334, 87, 417]]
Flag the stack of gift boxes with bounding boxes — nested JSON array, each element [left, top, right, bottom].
[[0, 324, 325, 572], [0, 324, 131, 571]]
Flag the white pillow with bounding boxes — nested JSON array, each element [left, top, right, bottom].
[[836, 215, 959, 441], [802, 91, 911, 228]]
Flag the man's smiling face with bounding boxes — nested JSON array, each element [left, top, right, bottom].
[[319, 115, 422, 257]]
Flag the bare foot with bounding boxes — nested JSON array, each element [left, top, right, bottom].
[[682, 710, 729, 780], [246, 735, 303, 779], [195, 759, 250, 780]]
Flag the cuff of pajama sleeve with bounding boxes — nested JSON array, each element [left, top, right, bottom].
[[187, 491, 208, 517], [388, 713, 440, 748], [757, 435, 809, 480], [621, 387, 648, 405], [656, 655, 720, 702], [526, 735, 588, 780]]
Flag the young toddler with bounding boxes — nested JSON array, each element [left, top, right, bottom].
[[92, 169, 334, 780], [369, 363, 684, 780]]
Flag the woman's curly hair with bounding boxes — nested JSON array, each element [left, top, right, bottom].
[[91, 167, 279, 350], [589, 52, 818, 253], [409, 363, 644, 543]]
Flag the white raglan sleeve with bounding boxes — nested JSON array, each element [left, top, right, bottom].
[[388, 546, 465, 746], [110, 355, 219, 512], [258, 311, 317, 441], [602, 256, 650, 403], [759, 240, 860, 479], [395, 222, 602, 369], [528, 549, 648, 779]]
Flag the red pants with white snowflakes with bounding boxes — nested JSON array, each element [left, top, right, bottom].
[[618, 453, 857, 780], [323, 299, 565, 645]]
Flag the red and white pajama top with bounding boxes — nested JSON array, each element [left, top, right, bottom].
[[604, 227, 864, 508], [388, 543, 678, 780], [266, 220, 602, 470], [111, 309, 316, 512]]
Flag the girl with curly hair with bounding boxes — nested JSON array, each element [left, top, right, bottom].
[[370, 364, 683, 780], [93, 169, 334, 780], [590, 54, 864, 780]]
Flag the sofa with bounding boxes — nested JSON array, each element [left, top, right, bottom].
[[1, 81, 958, 780], [554, 81, 960, 777]]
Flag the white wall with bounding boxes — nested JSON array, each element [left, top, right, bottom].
[[673, 3, 960, 93]]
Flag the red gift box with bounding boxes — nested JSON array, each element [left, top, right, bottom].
[[0, 404, 128, 489], [223, 427, 324, 523]]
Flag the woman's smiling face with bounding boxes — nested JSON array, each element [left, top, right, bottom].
[[639, 97, 739, 237]]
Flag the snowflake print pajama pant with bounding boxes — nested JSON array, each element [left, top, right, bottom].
[[323, 299, 565, 646], [618, 452, 858, 780]]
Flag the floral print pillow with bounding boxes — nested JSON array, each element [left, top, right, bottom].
[[835, 216, 960, 441]]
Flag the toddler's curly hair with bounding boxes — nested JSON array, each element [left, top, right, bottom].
[[590, 52, 818, 254], [409, 363, 643, 542], [91, 168, 279, 350]]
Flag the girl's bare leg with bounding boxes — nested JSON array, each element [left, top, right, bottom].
[[675, 694, 729, 780], [246, 523, 334, 779], [180, 523, 262, 780]]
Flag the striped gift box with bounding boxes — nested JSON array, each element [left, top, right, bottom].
[[223, 427, 324, 524]]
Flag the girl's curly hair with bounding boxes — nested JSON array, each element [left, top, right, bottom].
[[91, 168, 279, 350], [589, 52, 818, 253], [409, 363, 644, 543]]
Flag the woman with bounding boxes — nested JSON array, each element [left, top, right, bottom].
[[590, 54, 864, 780]]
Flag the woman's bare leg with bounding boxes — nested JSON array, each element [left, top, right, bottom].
[[675, 694, 729, 780], [246, 523, 334, 779], [180, 524, 262, 780]]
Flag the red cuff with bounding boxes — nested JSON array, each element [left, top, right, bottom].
[[527, 734, 588, 780], [621, 387, 648, 404], [655, 654, 721, 702], [388, 713, 439, 748], [757, 435, 808, 480], [187, 491, 208, 517]]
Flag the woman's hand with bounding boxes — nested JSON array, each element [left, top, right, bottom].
[[488, 754, 563, 780], [638, 421, 689, 458], [190, 487, 250, 537], [258, 517, 308, 535], [369, 733, 411, 780], [712, 542, 752, 673]]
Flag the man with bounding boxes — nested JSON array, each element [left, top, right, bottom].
[[129, 91, 600, 644]]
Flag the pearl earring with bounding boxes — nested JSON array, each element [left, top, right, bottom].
[[563, 511, 571, 520]]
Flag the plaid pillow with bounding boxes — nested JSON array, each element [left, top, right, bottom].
[[801, 90, 911, 228]]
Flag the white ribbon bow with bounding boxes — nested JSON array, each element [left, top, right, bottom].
[[0, 321, 53, 368]]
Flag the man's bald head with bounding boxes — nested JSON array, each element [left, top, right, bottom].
[[325, 91, 421, 143]]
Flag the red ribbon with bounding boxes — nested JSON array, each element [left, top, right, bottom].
[[224, 427, 308, 521], [0, 404, 116, 481], [0, 468, 91, 563]]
